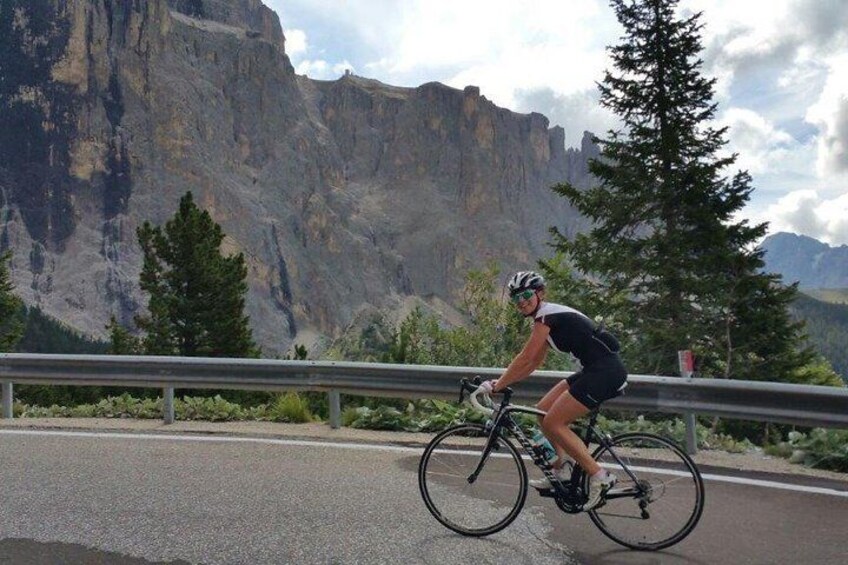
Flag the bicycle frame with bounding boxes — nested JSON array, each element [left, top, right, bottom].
[[466, 384, 645, 507]]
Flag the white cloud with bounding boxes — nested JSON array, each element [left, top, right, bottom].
[[515, 87, 619, 148], [295, 59, 355, 80], [692, 0, 840, 118], [274, 0, 615, 107], [718, 108, 796, 174], [806, 54, 848, 175], [294, 59, 326, 76], [360, 0, 614, 111], [285, 29, 307, 57], [756, 190, 848, 244]]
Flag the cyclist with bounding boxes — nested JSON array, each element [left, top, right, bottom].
[[482, 270, 628, 509]]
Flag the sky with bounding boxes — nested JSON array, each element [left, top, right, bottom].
[[265, 0, 848, 246]]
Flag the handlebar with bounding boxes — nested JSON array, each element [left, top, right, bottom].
[[459, 377, 512, 416]]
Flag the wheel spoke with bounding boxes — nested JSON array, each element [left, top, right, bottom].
[[587, 432, 705, 550], [419, 424, 528, 537]]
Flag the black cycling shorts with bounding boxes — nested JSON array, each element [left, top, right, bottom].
[[565, 354, 628, 409]]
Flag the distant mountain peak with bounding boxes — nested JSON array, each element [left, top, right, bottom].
[[761, 232, 848, 288]]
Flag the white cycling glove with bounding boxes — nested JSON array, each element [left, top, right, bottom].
[[480, 379, 499, 394]]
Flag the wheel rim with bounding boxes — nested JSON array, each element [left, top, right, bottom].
[[419, 424, 527, 536], [588, 433, 705, 550]]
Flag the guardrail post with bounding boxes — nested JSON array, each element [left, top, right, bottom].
[[328, 391, 341, 429], [1, 382, 12, 419], [684, 412, 697, 455], [163, 387, 175, 424], [678, 350, 698, 455]]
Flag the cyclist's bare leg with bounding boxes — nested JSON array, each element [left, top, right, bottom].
[[541, 392, 601, 476], [536, 380, 571, 468], [537, 380, 570, 412]]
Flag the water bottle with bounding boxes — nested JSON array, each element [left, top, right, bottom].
[[530, 428, 558, 465]]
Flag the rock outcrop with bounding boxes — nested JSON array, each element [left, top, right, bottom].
[[0, 0, 596, 353]]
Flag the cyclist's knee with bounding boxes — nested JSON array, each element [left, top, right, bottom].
[[540, 413, 562, 434]]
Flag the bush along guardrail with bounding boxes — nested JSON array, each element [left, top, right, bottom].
[[12, 392, 314, 423], [7, 392, 848, 473]]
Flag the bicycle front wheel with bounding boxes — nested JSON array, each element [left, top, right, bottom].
[[418, 423, 528, 537], [587, 432, 705, 551]]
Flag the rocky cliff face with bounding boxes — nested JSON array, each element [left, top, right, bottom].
[[0, 0, 596, 353]]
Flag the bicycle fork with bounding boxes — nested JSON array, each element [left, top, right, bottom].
[[466, 426, 503, 484], [466, 413, 542, 486]]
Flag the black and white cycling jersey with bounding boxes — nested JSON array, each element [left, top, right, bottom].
[[534, 302, 620, 367]]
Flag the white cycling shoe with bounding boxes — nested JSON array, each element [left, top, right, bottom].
[[529, 465, 571, 490], [584, 471, 617, 509]]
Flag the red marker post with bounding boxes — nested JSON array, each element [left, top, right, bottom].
[[678, 350, 695, 378], [678, 350, 697, 454]]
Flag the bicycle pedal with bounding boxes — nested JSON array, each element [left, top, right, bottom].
[[536, 487, 557, 498]]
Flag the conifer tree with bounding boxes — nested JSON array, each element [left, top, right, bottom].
[[0, 251, 24, 351], [551, 0, 813, 379], [135, 192, 257, 357], [106, 315, 142, 355]]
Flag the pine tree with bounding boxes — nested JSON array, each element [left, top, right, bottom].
[[0, 251, 24, 351], [550, 0, 813, 380], [106, 315, 142, 355], [135, 192, 257, 357]]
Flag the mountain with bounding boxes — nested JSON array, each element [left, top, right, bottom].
[[0, 0, 596, 354], [760, 232, 848, 289], [801, 288, 848, 304], [790, 294, 848, 383], [761, 232, 848, 381]]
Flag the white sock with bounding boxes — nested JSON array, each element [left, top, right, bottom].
[[591, 469, 607, 481]]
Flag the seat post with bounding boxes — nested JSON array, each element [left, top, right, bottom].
[[581, 409, 601, 445]]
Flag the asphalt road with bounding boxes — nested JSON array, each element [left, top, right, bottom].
[[1, 430, 846, 564]]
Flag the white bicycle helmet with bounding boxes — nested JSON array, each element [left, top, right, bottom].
[[507, 271, 545, 295]]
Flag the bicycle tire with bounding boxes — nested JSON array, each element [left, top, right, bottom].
[[586, 432, 705, 550], [418, 423, 528, 537]]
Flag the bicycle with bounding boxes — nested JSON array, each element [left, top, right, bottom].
[[418, 377, 705, 551]]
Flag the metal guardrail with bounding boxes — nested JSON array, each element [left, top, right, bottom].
[[1, 353, 847, 431]]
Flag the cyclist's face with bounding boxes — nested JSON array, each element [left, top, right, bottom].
[[512, 290, 538, 314]]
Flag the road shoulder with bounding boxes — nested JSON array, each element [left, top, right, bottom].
[[3, 417, 847, 484]]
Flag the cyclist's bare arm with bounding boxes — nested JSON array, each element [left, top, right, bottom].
[[496, 321, 550, 390]]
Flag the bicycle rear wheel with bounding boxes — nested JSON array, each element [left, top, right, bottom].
[[586, 432, 705, 550], [418, 423, 528, 537]]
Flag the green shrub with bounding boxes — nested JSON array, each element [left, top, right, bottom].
[[766, 428, 848, 472], [13, 394, 163, 419], [592, 414, 754, 453], [343, 399, 512, 433], [267, 392, 312, 423], [176, 395, 248, 421], [69, 403, 99, 418], [343, 405, 408, 430]]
